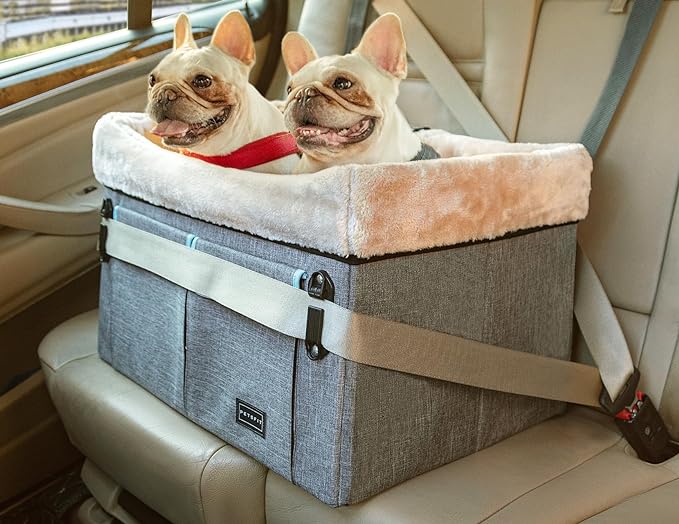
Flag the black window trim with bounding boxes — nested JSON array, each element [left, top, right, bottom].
[[128, 0, 154, 31]]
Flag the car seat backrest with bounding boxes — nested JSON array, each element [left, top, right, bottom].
[[296, 0, 679, 432], [517, 0, 679, 432]]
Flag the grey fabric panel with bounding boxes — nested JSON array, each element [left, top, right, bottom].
[[185, 295, 296, 479], [340, 363, 482, 505], [104, 190, 354, 503], [101, 189, 578, 506], [108, 260, 186, 412], [183, 236, 301, 479], [291, 351, 348, 506], [285, 258, 358, 506], [105, 190, 352, 302], [480, 225, 576, 360], [114, 206, 189, 245], [98, 262, 113, 364], [475, 391, 564, 452], [194, 238, 300, 285], [287, 259, 353, 505], [339, 225, 576, 504], [103, 206, 190, 412], [475, 225, 576, 449], [171, 194, 355, 495]]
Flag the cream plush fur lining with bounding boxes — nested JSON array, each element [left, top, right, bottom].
[[93, 112, 592, 258]]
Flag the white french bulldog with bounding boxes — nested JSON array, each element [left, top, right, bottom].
[[147, 11, 298, 173], [281, 13, 436, 173]]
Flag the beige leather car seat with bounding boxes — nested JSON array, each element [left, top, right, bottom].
[[38, 0, 679, 522]]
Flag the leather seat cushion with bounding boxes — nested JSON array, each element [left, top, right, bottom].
[[265, 409, 679, 523], [584, 478, 679, 523], [38, 310, 267, 524], [38, 310, 679, 523]]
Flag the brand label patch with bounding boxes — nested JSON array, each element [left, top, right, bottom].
[[236, 399, 265, 438]]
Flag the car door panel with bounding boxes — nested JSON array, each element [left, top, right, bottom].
[[0, 0, 283, 505]]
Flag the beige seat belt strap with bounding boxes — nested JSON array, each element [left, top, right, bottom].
[[574, 245, 635, 402], [102, 218, 603, 407]]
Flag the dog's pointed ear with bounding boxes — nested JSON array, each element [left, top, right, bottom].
[[211, 10, 256, 66], [355, 13, 407, 79], [282, 32, 318, 75], [174, 13, 197, 50]]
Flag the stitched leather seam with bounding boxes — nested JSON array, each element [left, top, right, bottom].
[[42, 352, 97, 372], [198, 445, 228, 524]]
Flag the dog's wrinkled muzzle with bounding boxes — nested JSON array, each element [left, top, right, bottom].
[[298, 86, 320, 106], [150, 81, 195, 104], [285, 81, 381, 118]]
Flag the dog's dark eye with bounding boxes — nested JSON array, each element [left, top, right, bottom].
[[333, 77, 352, 90], [192, 75, 212, 89], [148, 74, 156, 87], [287, 85, 292, 94]]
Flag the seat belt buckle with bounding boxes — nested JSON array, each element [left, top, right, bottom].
[[599, 368, 678, 463], [614, 392, 679, 464]]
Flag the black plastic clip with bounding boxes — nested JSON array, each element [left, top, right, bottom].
[[98, 199, 113, 263], [307, 270, 335, 301], [600, 368, 678, 464], [100, 198, 114, 219], [98, 225, 109, 263], [305, 307, 327, 361], [305, 271, 335, 361], [614, 392, 679, 464]]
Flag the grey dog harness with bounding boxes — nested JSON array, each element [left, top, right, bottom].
[[410, 141, 440, 161]]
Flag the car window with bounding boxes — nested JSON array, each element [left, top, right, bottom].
[[152, 1, 215, 20], [0, 2, 232, 110], [0, 1, 215, 62], [1, 2, 123, 62]]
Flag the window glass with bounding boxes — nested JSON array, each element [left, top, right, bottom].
[[0, 3, 226, 109], [0, 28, 211, 110], [0, 2, 217, 62], [152, 1, 217, 20], [0, 1, 130, 61]]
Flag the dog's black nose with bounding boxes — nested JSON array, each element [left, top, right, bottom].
[[298, 86, 319, 105]]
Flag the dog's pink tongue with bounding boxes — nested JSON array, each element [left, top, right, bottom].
[[151, 119, 190, 137]]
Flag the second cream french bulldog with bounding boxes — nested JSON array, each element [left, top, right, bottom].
[[281, 13, 438, 173], [146, 11, 298, 173]]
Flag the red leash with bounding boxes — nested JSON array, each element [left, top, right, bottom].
[[182, 132, 299, 170]]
